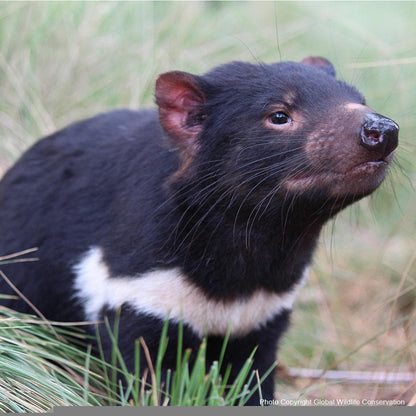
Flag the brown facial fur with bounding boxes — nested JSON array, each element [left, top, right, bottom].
[[283, 103, 392, 198]]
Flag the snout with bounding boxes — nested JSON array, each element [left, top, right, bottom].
[[360, 113, 399, 158], [284, 106, 399, 200]]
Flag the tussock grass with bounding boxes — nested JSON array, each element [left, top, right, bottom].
[[0, 308, 106, 411], [0, 0, 415, 407], [0, 307, 267, 411]]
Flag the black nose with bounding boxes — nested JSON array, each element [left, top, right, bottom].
[[360, 113, 399, 157]]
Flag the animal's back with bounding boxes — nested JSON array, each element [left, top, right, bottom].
[[0, 108, 175, 320]]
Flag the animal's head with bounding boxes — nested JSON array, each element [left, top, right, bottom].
[[155, 57, 398, 224]]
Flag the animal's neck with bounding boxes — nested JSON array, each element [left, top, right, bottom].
[[168, 198, 324, 300]]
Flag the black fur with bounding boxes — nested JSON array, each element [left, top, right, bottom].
[[0, 58, 398, 405]]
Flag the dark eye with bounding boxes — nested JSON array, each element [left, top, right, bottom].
[[269, 112, 291, 125]]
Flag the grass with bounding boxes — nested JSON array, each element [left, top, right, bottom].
[[0, 306, 270, 411], [0, 0, 415, 408], [0, 308, 104, 411]]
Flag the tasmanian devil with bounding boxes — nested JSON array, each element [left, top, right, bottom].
[[0, 56, 398, 405]]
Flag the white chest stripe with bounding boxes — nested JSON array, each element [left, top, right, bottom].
[[73, 247, 308, 337]]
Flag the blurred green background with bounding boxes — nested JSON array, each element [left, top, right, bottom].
[[0, 1, 415, 402]]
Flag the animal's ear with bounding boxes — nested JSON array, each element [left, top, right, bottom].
[[301, 56, 336, 77], [155, 71, 206, 149]]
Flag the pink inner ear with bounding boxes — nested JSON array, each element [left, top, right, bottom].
[[156, 71, 205, 146], [301, 56, 331, 67], [301, 56, 336, 77], [178, 91, 204, 113]]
